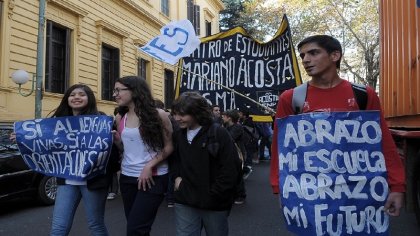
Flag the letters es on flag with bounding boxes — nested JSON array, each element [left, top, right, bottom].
[[277, 111, 389, 236], [139, 19, 201, 65], [14, 115, 114, 181], [176, 15, 302, 120]]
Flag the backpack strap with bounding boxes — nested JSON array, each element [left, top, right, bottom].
[[292, 82, 308, 114], [350, 82, 367, 110], [292, 82, 368, 113], [206, 123, 220, 158]]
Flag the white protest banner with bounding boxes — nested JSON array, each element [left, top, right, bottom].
[[140, 19, 200, 65], [14, 115, 113, 181], [277, 111, 389, 236]]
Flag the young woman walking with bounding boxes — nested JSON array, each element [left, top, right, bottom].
[[113, 76, 173, 236], [49, 84, 113, 236]]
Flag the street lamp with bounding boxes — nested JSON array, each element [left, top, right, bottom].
[[11, 69, 43, 119], [11, 69, 35, 97]]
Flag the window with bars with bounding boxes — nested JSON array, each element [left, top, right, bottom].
[[205, 21, 212, 36], [187, 0, 200, 35], [101, 44, 120, 101], [138, 58, 149, 81], [164, 69, 174, 108], [161, 0, 169, 16], [45, 21, 71, 94]]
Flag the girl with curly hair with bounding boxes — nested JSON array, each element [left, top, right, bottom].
[[113, 76, 173, 236]]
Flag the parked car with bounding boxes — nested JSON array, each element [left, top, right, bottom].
[[0, 122, 56, 205]]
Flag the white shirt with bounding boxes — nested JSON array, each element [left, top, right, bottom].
[[120, 116, 168, 177], [187, 126, 202, 144]]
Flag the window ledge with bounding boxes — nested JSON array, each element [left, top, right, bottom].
[[116, 0, 164, 27], [47, 0, 88, 17], [95, 20, 129, 38]]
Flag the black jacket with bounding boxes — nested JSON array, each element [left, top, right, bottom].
[[225, 123, 247, 157], [172, 124, 240, 211]]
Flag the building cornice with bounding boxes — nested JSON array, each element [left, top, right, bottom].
[[95, 20, 129, 56], [208, 0, 225, 11], [115, 0, 165, 27], [47, 0, 88, 17], [47, 0, 88, 41], [203, 7, 215, 19], [95, 20, 130, 38]]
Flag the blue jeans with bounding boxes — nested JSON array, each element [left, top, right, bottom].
[[174, 203, 229, 236], [259, 135, 272, 159], [50, 184, 108, 236]]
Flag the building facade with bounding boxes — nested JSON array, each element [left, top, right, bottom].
[[0, 0, 224, 122]]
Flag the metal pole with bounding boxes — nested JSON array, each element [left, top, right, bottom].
[[35, 0, 46, 119]]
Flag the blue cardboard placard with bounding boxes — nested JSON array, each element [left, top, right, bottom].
[[14, 115, 113, 181], [277, 111, 389, 235]]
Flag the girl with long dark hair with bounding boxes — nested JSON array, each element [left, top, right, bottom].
[[50, 84, 110, 236], [113, 76, 173, 236]]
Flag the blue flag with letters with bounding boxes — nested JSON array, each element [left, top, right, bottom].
[[277, 111, 388, 235], [14, 115, 113, 181]]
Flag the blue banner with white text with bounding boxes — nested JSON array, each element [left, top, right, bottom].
[[14, 115, 113, 181], [277, 111, 388, 235]]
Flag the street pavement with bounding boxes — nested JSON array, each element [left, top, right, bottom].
[[78, 160, 287, 235], [1, 161, 420, 235]]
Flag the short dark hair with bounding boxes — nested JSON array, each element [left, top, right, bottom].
[[223, 109, 240, 123], [297, 35, 342, 69], [172, 92, 213, 127], [154, 99, 165, 109], [241, 110, 250, 117]]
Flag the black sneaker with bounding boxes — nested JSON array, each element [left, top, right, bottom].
[[234, 197, 245, 205], [107, 193, 116, 200], [243, 167, 253, 180]]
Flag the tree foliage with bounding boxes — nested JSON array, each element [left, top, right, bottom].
[[219, 0, 246, 31], [224, 0, 380, 88]]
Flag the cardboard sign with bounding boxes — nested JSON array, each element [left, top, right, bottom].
[[14, 115, 113, 181], [277, 111, 389, 235]]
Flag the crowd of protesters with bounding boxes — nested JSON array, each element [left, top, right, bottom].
[[10, 34, 405, 236]]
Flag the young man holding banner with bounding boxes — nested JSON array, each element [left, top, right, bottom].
[[270, 35, 405, 235]]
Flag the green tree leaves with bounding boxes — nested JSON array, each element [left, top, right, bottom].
[[220, 0, 380, 88]]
